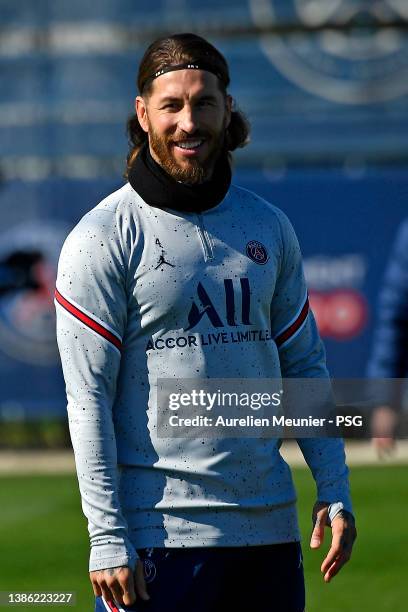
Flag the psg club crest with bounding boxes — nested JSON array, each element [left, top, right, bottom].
[[246, 240, 269, 265]]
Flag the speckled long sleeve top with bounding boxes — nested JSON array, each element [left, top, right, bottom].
[[55, 182, 352, 572]]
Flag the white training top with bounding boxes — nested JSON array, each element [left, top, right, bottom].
[[55, 182, 352, 572]]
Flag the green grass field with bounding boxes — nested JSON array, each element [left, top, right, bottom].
[[0, 465, 406, 611]]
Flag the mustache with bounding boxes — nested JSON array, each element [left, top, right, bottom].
[[169, 131, 211, 141]]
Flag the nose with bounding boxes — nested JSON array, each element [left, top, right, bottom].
[[177, 104, 198, 134]]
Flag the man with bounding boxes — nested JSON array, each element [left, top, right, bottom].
[[367, 218, 408, 456], [55, 33, 356, 612]]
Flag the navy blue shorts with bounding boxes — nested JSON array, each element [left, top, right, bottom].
[[94, 541, 305, 612]]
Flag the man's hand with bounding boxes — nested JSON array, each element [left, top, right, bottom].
[[90, 560, 150, 607], [310, 501, 357, 583]]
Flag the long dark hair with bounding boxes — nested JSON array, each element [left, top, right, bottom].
[[124, 33, 250, 178]]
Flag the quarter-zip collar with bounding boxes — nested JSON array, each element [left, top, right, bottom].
[[195, 212, 214, 261], [128, 141, 232, 213]]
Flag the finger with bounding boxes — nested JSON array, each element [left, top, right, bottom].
[[321, 522, 355, 576], [310, 508, 328, 549], [107, 580, 126, 607], [135, 559, 151, 601], [321, 531, 343, 574], [321, 548, 342, 576], [89, 574, 103, 598], [323, 535, 353, 575], [120, 569, 137, 607], [323, 552, 350, 582], [90, 579, 102, 598], [99, 582, 115, 607]]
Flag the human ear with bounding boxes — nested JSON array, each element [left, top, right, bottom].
[[135, 96, 149, 133]]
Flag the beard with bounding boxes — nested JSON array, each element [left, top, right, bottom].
[[147, 120, 227, 185]]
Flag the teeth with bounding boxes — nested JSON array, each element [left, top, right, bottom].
[[176, 140, 203, 149]]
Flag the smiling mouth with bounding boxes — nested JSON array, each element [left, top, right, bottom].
[[174, 139, 205, 150]]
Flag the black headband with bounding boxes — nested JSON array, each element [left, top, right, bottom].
[[142, 61, 224, 91]]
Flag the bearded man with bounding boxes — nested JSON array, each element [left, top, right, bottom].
[[55, 33, 356, 612]]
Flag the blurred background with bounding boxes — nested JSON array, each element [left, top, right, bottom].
[[0, 1, 407, 610]]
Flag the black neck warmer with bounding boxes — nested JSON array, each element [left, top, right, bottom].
[[128, 141, 232, 213]]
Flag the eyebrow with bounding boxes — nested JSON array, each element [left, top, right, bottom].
[[158, 94, 218, 104]]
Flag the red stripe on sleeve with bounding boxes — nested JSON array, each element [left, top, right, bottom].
[[275, 297, 309, 348], [55, 288, 122, 351]]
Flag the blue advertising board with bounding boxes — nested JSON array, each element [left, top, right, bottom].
[[0, 169, 407, 418]]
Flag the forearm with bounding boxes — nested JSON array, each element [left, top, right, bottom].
[[68, 396, 137, 572], [56, 291, 136, 571], [297, 437, 353, 514]]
